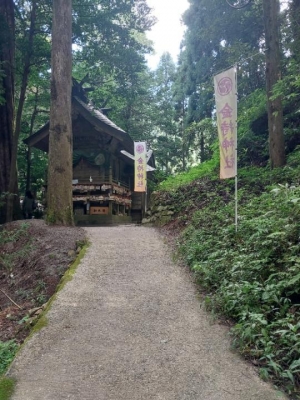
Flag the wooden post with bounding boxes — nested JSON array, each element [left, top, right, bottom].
[[109, 165, 112, 184], [108, 160, 113, 215]]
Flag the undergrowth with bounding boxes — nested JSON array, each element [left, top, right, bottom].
[[157, 149, 300, 398], [0, 222, 31, 272], [0, 378, 15, 400], [0, 341, 18, 375], [158, 153, 219, 191]]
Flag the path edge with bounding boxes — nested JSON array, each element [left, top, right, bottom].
[[1, 241, 90, 400]]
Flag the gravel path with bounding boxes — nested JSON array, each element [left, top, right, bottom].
[[8, 226, 286, 400]]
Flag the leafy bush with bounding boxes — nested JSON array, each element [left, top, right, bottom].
[[152, 147, 300, 395], [158, 151, 219, 191], [0, 223, 31, 272], [178, 183, 300, 396], [0, 341, 18, 375], [0, 378, 15, 400]]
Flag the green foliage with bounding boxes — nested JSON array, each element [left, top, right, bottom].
[[178, 0, 265, 125], [172, 156, 300, 396], [0, 341, 18, 375], [270, 61, 300, 154], [13, 0, 155, 203], [0, 222, 28, 244], [0, 378, 15, 400], [147, 169, 169, 192], [158, 149, 219, 191], [237, 89, 269, 166], [0, 223, 31, 272]]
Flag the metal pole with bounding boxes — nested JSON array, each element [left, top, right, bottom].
[[235, 169, 238, 232], [235, 66, 238, 232]]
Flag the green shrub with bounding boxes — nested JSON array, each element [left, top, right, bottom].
[[153, 147, 300, 395], [0, 341, 18, 375], [177, 183, 300, 396], [0, 378, 15, 400]]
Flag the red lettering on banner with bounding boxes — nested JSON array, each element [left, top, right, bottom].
[[219, 103, 233, 119], [225, 155, 235, 169], [222, 137, 235, 152], [221, 121, 230, 137]]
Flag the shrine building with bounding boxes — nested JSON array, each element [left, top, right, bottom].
[[24, 81, 155, 225]]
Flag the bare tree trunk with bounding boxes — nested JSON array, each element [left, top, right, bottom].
[[26, 89, 39, 191], [46, 0, 73, 225], [200, 129, 205, 163], [290, 0, 300, 63], [0, 0, 14, 224], [26, 147, 31, 193], [263, 0, 285, 168], [6, 0, 37, 221]]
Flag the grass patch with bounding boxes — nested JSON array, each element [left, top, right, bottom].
[[158, 156, 219, 191], [0, 378, 15, 400], [0, 341, 18, 376]]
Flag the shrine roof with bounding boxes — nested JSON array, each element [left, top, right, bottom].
[[24, 96, 132, 153], [74, 97, 126, 135]]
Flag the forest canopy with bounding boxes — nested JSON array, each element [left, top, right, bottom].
[[0, 0, 299, 223]]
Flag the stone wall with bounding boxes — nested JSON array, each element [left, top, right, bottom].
[[142, 191, 175, 226]]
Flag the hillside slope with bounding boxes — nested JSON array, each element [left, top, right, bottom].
[[0, 220, 86, 375], [147, 149, 300, 398]]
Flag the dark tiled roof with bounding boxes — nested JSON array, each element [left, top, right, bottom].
[[24, 96, 132, 152], [74, 97, 126, 134]]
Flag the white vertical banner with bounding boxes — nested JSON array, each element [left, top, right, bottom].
[[134, 142, 147, 192], [214, 67, 237, 179]]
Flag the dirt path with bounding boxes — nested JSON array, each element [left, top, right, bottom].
[[7, 226, 286, 400]]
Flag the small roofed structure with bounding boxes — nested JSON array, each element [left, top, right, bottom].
[[24, 80, 155, 225]]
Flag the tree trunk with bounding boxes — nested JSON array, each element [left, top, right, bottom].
[[200, 129, 205, 163], [47, 0, 73, 225], [6, 0, 37, 222], [0, 0, 14, 224], [26, 147, 32, 193], [26, 91, 39, 192], [290, 0, 300, 62], [262, 0, 285, 168]]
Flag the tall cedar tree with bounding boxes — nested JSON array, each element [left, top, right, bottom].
[[0, 0, 15, 223], [47, 0, 73, 225], [263, 0, 285, 167], [7, 0, 38, 222], [290, 0, 300, 63]]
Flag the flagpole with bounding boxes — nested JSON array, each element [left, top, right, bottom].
[[235, 156, 238, 232], [235, 65, 238, 232]]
